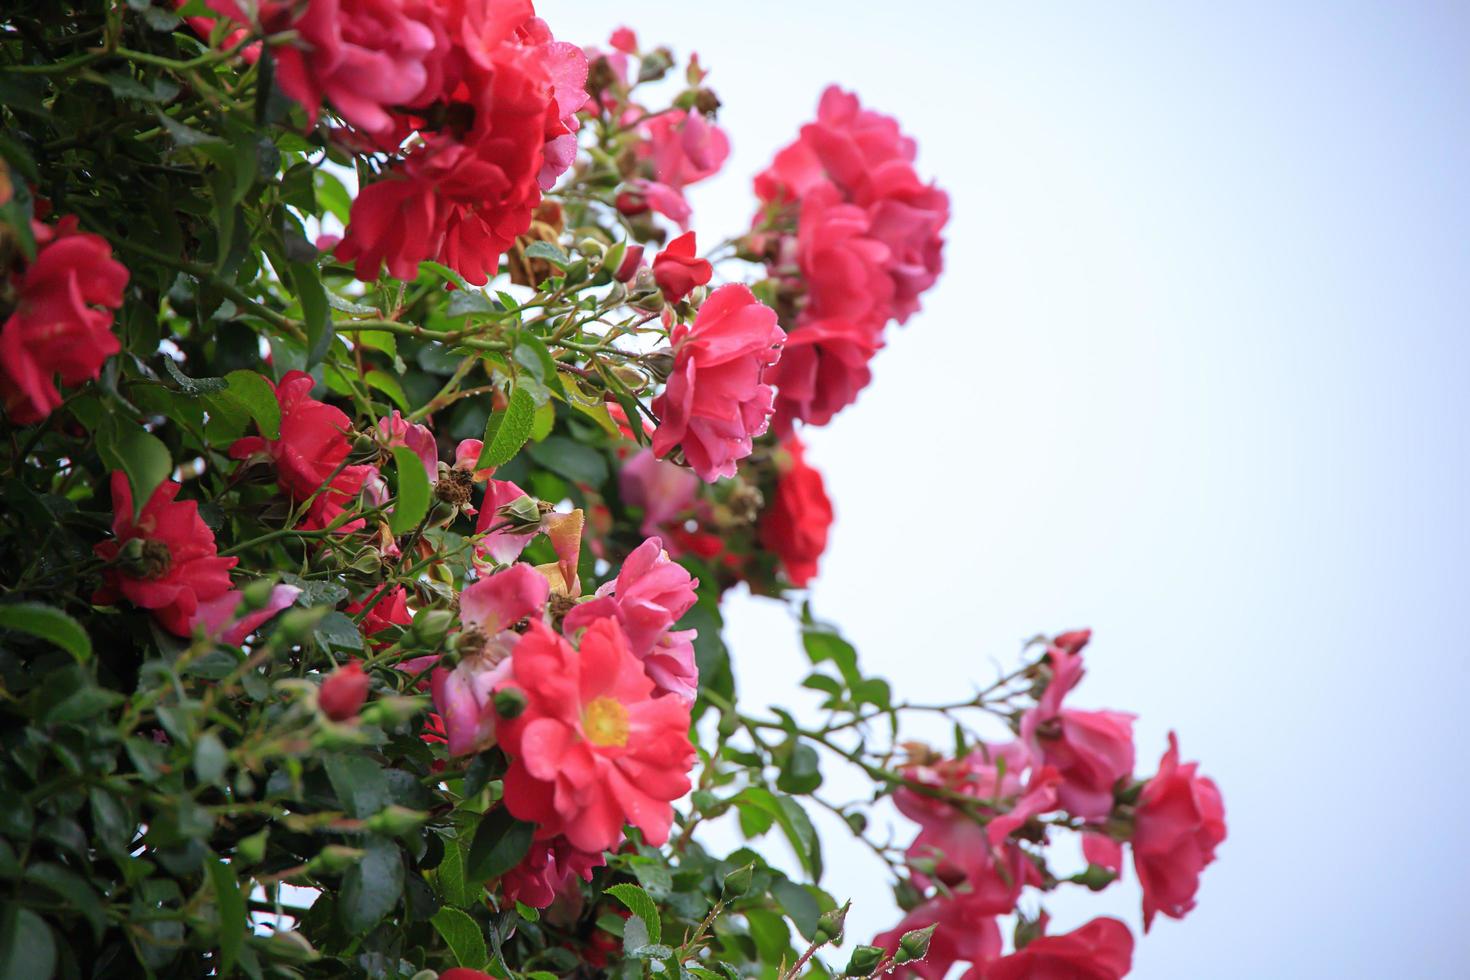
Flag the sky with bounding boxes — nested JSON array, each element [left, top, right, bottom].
[[552, 3, 1470, 976]]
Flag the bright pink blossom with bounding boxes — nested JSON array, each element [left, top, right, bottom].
[[652, 231, 713, 303], [497, 617, 695, 852], [0, 217, 128, 423], [1082, 833, 1125, 876], [205, 0, 438, 136], [1019, 631, 1135, 821], [768, 318, 879, 434], [982, 918, 1134, 980], [376, 409, 438, 474], [229, 371, 374, 531], [1133, 733, 1226, 930], [428, 564, 550, 757], [650, 283, 785, 482], [796, 187, 893, 326], [500, 835, 607, 908], [618, 448, 698, 539], [758, 436, 833, 586], [563, 537, 699, 701], [94, 472, 237, 637], [873, 893, 1002, 980]]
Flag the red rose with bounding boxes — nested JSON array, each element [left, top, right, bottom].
[[982, 917, 1134, 980], [228, 371, 374, 531], [759, 436, 833, 587], [1132, 733, 1226, 929], [650, 283, 784, 482], [0, 217, 128, 423], [652, 231, 713, 303], [94, 472, 237, 637]]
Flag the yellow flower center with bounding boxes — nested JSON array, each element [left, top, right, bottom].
[[582, 697, 629, 748]]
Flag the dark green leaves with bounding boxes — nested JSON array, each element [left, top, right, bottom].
[[466, 809, 535, 883], [290, 262, 333, 367], [0, 603, 91, 663], [324, 754, 391, 819], [206, 860, 246, 975], [389, 445, 432, 535], [476, 387, 536, 470], [606, 883, 662, 953], [339, 837, 404, 932], [98, 424, 172, 518], [525, 435, 608, 486], [734, 788, 823, 882], [0, 906, 56, 980], [431, 907, 488, 970]]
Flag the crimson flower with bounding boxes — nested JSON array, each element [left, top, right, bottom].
[[94, 472, 236, 637], [652, 231, 713, 303], [319, 661, 370, 722], [759, 436, 833, 586], [499, 835, 606, 909], [768, 317, 879, 434], [0, 217, 128, 423], [228, 371, 374, 531]]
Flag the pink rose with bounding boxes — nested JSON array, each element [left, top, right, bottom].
[[981, 917, 1133, 980], [768, 317, 880, 434], [1133, 733, 1226, 930], [650, 284, 785, 482]]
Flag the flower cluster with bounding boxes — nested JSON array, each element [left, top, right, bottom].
[[753, 87, 950, 433], [0, 214, 128, 423], [205, 0, 587, 286], [871, 630, 1225, 976]]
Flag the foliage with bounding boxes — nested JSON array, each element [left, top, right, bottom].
[[0, 4, 1222, 979]]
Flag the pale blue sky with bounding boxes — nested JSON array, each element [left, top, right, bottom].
[[556, 3, 1470, 975]]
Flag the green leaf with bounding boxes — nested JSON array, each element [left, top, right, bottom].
[[605, 883, 661, 945], [431, 907, 488, 970], [435, 837, 471, 908], [0, 906, 56, 980], [389, 444, 432, 535], [290, 262, 333, 367], [746, 907, 792, 965], [771, 879, 823, 941], [366, 369, 409, 411], [224, 370, 281, 439], [99, 425, 173, 518], [193, 732, 228, 786], [324, 753, 391, 818], [447, 290, 496, 317], [339, 837, 403, 932], [0, 602, 91, 663], [523, 241, 570, 269], [155, 107, 223, 147], [466, 809, 535, 883], [736, 788, 822, 882], [475, 387, 535, 470], [24, 863, 106, 940], [776, 740, 823, 795], [207, 859, 246, 976], [312, 610, 364, 652], [524, 435, 608, 486], [314, 170, 353, 224]]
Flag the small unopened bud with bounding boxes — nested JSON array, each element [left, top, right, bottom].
[[843, 944, 885, 977], [611, 364, 649, 393], [239, 578, 278, 613], [641, 347, 675, 381], [496, 494, 543, 533], [813, 902, 849, 944], [275, 607, 327, 645], [307, 845, 364, 874], [638, 47, 674, 82], [587, 56, 619, 99], [615, 243, 645, 282], [1072, 864, 1119, 891], [236, 828, 269, 865], [722, 863, 754, 898], [319, 661, 369, 722], [365, 804, 429, 836], [894, 923, 936, 964], [409, 608, 455, 646], [493, 687, 527, 720], [628, 269, 665, 313], [693, 89, 722, 115], [615, 191, 649, 216], [576, 238, 606, 260]]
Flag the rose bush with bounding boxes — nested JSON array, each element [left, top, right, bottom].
[[0, 5, 1222, 978]]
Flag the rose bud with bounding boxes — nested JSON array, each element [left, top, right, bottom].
[[615, 243, 645, 282], [319, 661, 370, 721]]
